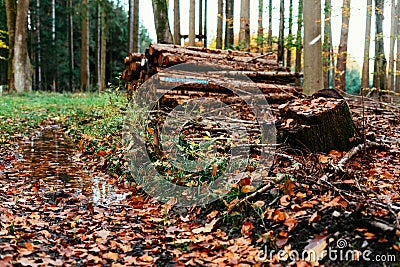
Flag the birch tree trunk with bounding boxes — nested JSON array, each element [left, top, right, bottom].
[[174, 0, 180, 45], [361, 0, 372, 91], [5, 0, 16, 91], [278, 0, 285, 65], [80, 0, 90, 91], [216, 0, 223, 49], [388, 0, 397, 91], [152, 0, 173, 44], [189, 0, 196, 46], [13, 0, 32, 92], [373, 0, 387, 91], [239, 0, 250, 51], [335, 0, 351, 92], [303, 0, 323, 94], [225, 0, 234, 49]]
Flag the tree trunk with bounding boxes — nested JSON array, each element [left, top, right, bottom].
[[279, 91, 359, 152], [204, 0, 208, 47], [239, 0, 250, 51], [189, 0, 196, 46], [361, 0, 372, 91], [396, 1, 400, 92], [152, 0, 173, 44], [286, 0, 293, 67], [295, 0, 303, 86], [5, 0, 16, 91], [199, 0, 203, 45], [133, 0, 139, 52], [13, 0, 32, 92], [174, 0, 180, 45], [335, 0, 351, 92], [128, 0, 134, 51], [257, 0, 263, 52], [36, 0, 42, 90], [303, 0, 323, 94], [323, 0, 332, 88], [373, 0, 387, 90], [68, 0, 74, 91], [100, 2, 106, 91], [267, 0, 272, 52], [80, 0, 90, 91], [278, 0, 285, 65], [51, 0, 56, 91], [225, 0, 234, 49], [95, 1, 101, 89], [388, 0, 397, 91], [216, 0, 223, 49]]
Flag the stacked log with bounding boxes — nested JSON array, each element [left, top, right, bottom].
[[121, 44, 303, 105]]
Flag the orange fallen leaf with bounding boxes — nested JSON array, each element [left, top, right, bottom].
[[192, 218, 219, 234], [241, 221, 254, 236]]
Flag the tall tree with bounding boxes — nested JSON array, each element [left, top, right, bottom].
[[286, 0, 293, 67], [13, 0, 32, 92], [199, 0, 203, 45], [203, 0, 208, 47], [267, 0, 272, 52], [335, 0, 351, 92], [396, 1, 400, 92], [174, 0, 180, 45], [295, 0, 303, 86], [95, 1, 101, 89], [128, 0, 134, 51], [216, 0, 223, 49], [361, 0, 372, 91], [239, 0, 250, 51], [80, 0, 90, 91], [388, 0, 397, 91], [4, 0, 16, 91], [257, 0, 263, 52], [323, 0, 333, 88], [67, 0, 74, 90], [189, 0, 196, 46], [225, 0, 234, 49], [152, 0, 173, 44], [100, 2, 107, 91], [51, 0, 56, 91], [303, 0, 323, 94], [36, 0, 42, 90], [133, 0, 139, 52], [373, 0, 387, 90], [278, 0, 285, 65]]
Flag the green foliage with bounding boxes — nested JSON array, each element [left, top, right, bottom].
[[346, 67, 361, 95]]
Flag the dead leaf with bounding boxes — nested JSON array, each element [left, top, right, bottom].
[[192, 218, 219, 234], [280, 195, 291, 206], [303, 236, 327, 266], [241, 221, 254, 236]]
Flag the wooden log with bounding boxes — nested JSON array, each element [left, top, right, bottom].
[[278, 94, 359, 152]]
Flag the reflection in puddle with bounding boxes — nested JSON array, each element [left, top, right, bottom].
[[18, 126, 129, 205]]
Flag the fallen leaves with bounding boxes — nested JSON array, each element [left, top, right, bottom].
[[192, 218, 219, 234]]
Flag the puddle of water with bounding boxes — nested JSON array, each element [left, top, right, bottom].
[[16, 126, 129, 205]]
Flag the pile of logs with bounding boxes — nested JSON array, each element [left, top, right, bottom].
[[121, 44, 303, 105]]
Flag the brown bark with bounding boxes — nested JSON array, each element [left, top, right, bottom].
[[80, 0, 90, 91], [388, 0, 397, 91], [216, 0, 223, 49], [13, 0, 32, 92], [267, 0, 273, 52], [225, 0, 234, 49], [133, 0, 139, 52], [257, 0, 264, 52], [278, 0, 285, 65], [286, 0, 293, 68], [323, 0, 332, 88], [5, 0, 16, 91], [152, 0, 173, 44], [361, 0, 372, 91], [189, 0, 196, 46], [239, 0, 250, 51], [396, 1, 400, 92], [100, 3, 107, 91], [295, 0, 303, 86], [335, 0, 351, 92], [373, 0, 387, 90], [174, 0, 180, 45]]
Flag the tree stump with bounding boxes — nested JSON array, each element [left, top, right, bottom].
[[278, 95, 359, 152]]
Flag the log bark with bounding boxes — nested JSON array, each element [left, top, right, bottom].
[[278, 92, 359, 152]]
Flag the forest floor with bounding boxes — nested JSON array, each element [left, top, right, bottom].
[[0, 92, 400, 266]]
